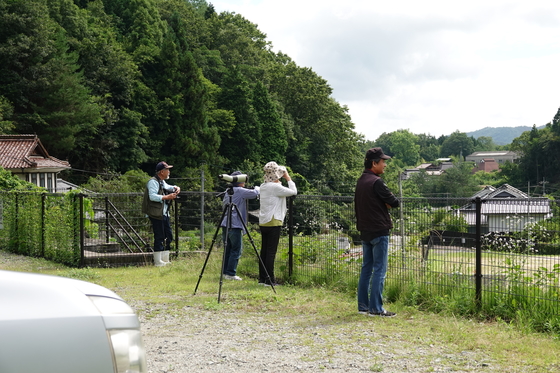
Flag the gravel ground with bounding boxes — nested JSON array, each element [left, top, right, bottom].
[[136, 301, 502, 373], [0, 251, 512, 373]]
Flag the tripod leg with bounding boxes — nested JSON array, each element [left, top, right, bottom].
[[193, 205, 228, 295], [231, 204, 277, 293], [218, 202, 234, 303]]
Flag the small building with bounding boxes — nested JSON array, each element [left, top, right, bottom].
[[465, 151, 518, 164], [401, 161, 454, 179], [457, 184, 551, 233], [0, 134, 71, 192], [471, 158, 500, 173]]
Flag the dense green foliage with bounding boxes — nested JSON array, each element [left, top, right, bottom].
[[502, 110, 560, 196], [0, 0, 362, 192], [1, 0, 559, 197], [0, 167, 38, 190]]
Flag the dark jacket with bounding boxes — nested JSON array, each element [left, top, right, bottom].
[[142, 177, 164, 220], [354, 169, 400, 237]]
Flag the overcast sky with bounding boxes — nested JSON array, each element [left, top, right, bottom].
[[211, 0, 560, 142]]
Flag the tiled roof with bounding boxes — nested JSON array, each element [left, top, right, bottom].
[[480, 199, 551, 214], [485, 183, 528, 199], [0, 134, 70, 170]]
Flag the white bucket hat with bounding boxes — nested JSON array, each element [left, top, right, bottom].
[[263, 161, 286, 182]]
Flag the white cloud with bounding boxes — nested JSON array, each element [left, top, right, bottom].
[[212, 0, 560, 140]]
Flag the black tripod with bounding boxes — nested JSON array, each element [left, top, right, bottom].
[[194, 186, 276, 302]]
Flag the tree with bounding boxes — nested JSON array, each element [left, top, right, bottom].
[[374, 129, 420, 167], [0, 96, 14, 134], [0, 0, 104, 159], [81, 169, 151, 193], [473, 136, 497, 152], [473, 170, 507, 187], [253, 81, 287, 164], [217, 66, 261, 166], [269, 56, 360, 185], [0, 167, 36, 190], [51, 0, 149, 174], [405, 170, 438, 197], [440, 131, 474, 160], [416, 133, 440, 162], [435, 161, 480, 197]]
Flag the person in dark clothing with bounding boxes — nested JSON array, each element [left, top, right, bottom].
[[354, 147, 400, 317], [142, 161, 180, 267]]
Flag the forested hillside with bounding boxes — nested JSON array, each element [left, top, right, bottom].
[[466, 126, 546, 145], [1, 0, 559, 197], [0, 0, 362, 191]]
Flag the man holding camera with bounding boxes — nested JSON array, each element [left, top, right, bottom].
[[220, 171, 260, 280], [142, 161, 180, 267]]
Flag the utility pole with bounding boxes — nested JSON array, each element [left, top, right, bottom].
[[539, 178, 548, 196]]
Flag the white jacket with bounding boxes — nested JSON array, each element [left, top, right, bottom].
[[258, 181, 297, 225]]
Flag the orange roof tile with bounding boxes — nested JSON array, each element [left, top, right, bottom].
[[0, 135, 70, 170]]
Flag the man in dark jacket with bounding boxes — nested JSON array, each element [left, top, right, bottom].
[[354, 147, 400, 317]]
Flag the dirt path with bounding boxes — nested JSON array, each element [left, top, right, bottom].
[[136, 302, 501, 373]]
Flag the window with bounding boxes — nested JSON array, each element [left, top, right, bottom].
[[47, 173, 53, 192], [39, 173, 45, 188]]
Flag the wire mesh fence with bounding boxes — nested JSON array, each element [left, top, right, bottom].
[[1, 190, 560, 316]]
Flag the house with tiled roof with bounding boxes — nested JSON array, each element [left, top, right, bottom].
[[457, 184, 551, 233], [0, 134, 71, 192], [401, 160, 454, 179]]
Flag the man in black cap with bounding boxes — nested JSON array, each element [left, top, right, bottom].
[[142, 161, 180, 266], [354, 147, 400, 317]]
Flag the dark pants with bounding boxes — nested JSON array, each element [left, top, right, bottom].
[[221, 228, 243, 276], [149, 215, 173, 252], [259, 226, 281, 284]]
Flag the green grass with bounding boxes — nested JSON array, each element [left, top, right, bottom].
[[2, 249, 560, 371]]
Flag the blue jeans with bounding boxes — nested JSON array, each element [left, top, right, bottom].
[[357, 235, 389, 313], [222, 228, 243, 276], [149, 216, 173, 252]]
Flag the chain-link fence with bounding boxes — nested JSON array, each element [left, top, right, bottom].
[[2, 190, 560, 318]]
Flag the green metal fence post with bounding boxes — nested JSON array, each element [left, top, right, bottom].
[[105, 196, 110, 244], [288, 196, 294, 277], [41, 193, 46, 257], [14, 193, 19, 252], [475, 196, 482, 309], [79, 193, 85, 267]]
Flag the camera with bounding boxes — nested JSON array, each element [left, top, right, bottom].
[[219, 174, 248, 183]]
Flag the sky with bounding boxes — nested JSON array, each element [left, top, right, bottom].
[[211, 0, 560, 141]]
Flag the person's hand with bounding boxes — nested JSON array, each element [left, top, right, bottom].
[[283, 171, 291, 182], [166, 191, 179, 200]]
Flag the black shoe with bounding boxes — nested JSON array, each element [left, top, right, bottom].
[[368, 310, 396, 317]]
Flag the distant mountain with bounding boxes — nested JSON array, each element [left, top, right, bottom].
[[466, 126, 545, 145]]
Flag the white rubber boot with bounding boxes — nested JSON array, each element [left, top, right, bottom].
[[153, 251, 167, 267], [161, 250, 170, 264]]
